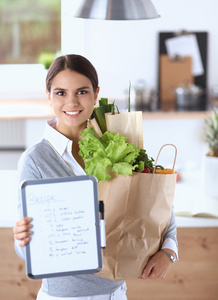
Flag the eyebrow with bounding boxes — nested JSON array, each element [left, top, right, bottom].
[[77, 86, 91, 90], [53, 87, 66, 91], [53, 86, 91, 91]]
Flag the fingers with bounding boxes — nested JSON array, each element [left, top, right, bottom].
[[13, 217, 33, 247], [141, 263, 154, 279], [15, 217, 32, 228], [13, 217, 32, 233], [140, 266, 162, 280], [13, 222, 33, 234], [14, 229, 33, 241], [19, 237, 31, 247], [139, 251, 173, 280]]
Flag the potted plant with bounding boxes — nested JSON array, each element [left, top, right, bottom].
[[38, 52, 56, 70], [204, 108, 218, 198]]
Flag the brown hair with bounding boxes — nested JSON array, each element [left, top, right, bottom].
[[46, 54, 99, 93]]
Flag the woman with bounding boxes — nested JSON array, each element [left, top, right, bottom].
[[13, 54, 178, 300]]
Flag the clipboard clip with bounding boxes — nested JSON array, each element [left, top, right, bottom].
[[99, 201, 106, 248], [170, 54, 184, 62], [173, 29, 191, 36]]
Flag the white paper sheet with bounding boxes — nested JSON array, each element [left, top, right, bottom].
[[165, 34, 204, 77]]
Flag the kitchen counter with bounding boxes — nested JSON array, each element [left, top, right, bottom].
[[0, 99, 54, 120], [1, 101, 216, 227], [1, 170, 218, 228], [0, 99, 211, 120], [142, 110, 210, 119]]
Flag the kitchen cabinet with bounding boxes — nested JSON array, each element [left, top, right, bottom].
[[126, 227, 218, 300], [1, 227, 217, 300]]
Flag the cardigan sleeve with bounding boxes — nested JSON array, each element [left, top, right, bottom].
[[161, 206, 178, 257], [14, 151, 43, 260]]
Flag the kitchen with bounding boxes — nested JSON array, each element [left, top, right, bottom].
[[0, 0, 218, 299]]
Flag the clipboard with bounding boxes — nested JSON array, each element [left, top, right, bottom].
[[21, 175, 103, 279], [159, 54, 193, 110], [158, 31, 208, 110]]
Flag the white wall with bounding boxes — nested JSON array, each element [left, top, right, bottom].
[[61, 0, 218, 101], [142, 117, 207, 171]]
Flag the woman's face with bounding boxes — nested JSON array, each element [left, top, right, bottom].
[[47, 68, 99, 136]]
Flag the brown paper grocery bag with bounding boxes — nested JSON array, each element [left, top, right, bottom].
[[96, 172, 177, 281], [105, 111, 143, 148], [96, 145, 177, 281]]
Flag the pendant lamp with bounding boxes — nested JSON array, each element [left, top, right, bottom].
[[74, 0, 160, 20]]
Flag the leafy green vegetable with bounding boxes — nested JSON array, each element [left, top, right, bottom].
[[134, 148, 155, 173], [78, 126, 106, 157], [79, 127, 140, 181], [84, 157, 112, 182]]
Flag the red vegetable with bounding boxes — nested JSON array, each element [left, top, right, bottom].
[[176, 172, 181, 182], [141, 167, 151, 173]]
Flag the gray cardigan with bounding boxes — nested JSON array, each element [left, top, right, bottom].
[[15, 139, 178, 297]]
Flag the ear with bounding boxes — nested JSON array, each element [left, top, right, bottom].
[[94, 87, 100, 105], [46, 89, 52, 106]]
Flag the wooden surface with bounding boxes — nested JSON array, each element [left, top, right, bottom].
[[0, 227, 218, 300], [126, 227, 218, 300], [0, 228, 41, 299]]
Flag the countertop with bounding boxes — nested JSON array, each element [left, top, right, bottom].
[[1, 170, 218, 228], [0, 99, 54, 120], [0, 101, 215, 227], [0, 99, 210, 120]]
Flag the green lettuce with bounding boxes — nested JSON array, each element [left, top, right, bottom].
[[78, 127, 140, 181]]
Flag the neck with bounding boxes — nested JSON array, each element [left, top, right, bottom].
[[55, 121, 87, 141]]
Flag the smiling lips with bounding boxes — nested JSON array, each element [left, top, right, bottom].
[[64, 110, 81, 116]]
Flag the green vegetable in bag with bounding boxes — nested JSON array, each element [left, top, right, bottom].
[[79, 127, 140, 181], [91, 97, 119, 134]]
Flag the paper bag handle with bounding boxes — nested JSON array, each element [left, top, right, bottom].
[[154, 144, 177, 174]]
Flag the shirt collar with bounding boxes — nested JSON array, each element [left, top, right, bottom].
[[44, 118, 72, 157]]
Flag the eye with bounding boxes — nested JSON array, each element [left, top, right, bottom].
[[56, 91, 65, 96], [78, 90, 88, 95]]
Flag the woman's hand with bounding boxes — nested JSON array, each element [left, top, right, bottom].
[[139, 249, 176, 279], [13, 217, 33, 247]]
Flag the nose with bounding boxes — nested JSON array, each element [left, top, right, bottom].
[[68, 93, 79, 106]]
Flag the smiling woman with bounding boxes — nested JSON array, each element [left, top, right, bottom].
[[45, 55, 99, 141], [43, 55, 100, 170], [13, 54, 178, 300], [47, 69, 99, 144]]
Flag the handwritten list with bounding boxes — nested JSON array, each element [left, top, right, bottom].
[[40, 205, 90, 257]]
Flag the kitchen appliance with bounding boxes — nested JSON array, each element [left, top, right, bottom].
[[175, 83, 203, 109]]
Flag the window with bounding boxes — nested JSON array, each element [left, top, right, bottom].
[[0, 0, 61, 64]]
